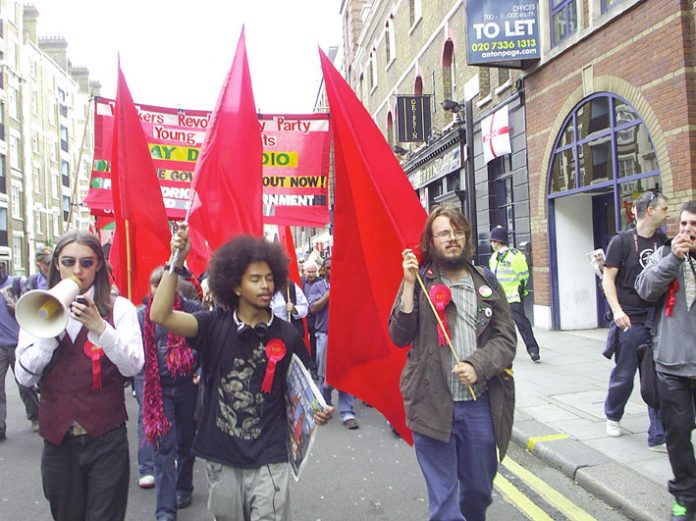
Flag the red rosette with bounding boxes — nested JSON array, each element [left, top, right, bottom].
[[261, 338, 287, 393], [429, 284, 452, 347], [82, 340, 104, 390]]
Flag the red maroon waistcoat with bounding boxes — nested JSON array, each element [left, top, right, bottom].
[[39, 313, 128, 445]]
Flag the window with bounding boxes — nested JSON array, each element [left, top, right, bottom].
[[0, 101, 4, 140], [31, 90, 38, 115], [8, 85, 18, 120], [0, 155, 5, 193], [409, 0, 422, 27], [60, 125, 69, 152], [9, 135, 19, 169], [550, 0, 578, 46], [34, 208, 42, 235], [10, 183, 21, 217], [33, 165, 40, 193], [31, 133, 39, 154], [52, 209, 60, 237], [12, 235, 22, 271], [61, 160, 70, 187], [48, 99, 57, 126], [387, 112, 394, 146], [0, 208, 7, 246], [385, 17, 396, 64], [548, 93, 659, 194], [414, 76, 423, 96], [601, 0, 622, 12], [368, 50, 377, 90], [51, 169, 58, 195], [442, 40, 455, 101], [62, 195, 70, 221]]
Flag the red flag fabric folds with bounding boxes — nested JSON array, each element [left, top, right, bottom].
[[278, 225, 301, 286], [187, 29, 263, 275], [319, 50, 427, 445], [109, 62, 171, 303]]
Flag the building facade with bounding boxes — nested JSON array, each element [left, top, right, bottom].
[[0, 2, 96, 275], [525, 0, 695, 330]]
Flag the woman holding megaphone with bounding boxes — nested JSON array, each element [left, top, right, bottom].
[[14, 230, 144, 521]]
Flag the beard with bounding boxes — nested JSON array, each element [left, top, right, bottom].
[[433, 249, 470, 270]]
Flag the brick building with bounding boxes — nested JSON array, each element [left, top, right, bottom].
[[524, 0, 695, 329]]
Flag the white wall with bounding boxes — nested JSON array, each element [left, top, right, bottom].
[[555, 195, 599, 329]]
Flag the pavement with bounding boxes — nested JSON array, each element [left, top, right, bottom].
[[513, 326, 674, 521]]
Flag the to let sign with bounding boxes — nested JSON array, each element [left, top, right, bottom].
[[397, 95, 431, 143], [466, 0, 540, 66]]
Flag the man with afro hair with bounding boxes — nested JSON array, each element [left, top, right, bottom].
[[151, 226, 333, 521]]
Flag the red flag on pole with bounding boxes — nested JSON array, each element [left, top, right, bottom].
[[319, 50, 427, 445], [109, 61, 171, 303], [278, 225, 300, 286], [187, 28, 263, 275]]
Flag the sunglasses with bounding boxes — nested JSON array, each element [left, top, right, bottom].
[[59, 257, 96, 268]]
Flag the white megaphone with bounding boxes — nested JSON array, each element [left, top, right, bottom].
[[16, 276, 81, 338]]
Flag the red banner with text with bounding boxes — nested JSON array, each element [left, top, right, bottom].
[[85, 98, 331, 225]]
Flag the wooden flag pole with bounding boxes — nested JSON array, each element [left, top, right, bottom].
[[286, 285, 292, 321], [125, 219, 132, 300], [66, 98, 94, 229], [415, 272, 476, 400]]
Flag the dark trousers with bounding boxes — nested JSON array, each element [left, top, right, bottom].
[[133, 373, 154, 477], [413, 393, 498, 521], [605, 324, 664, 446], [41, 424, 129, 521], [509, 301, 539, 353], [0, 344, 40, 431], [154, 380, 198, 520], [657, 371, 696, 503]]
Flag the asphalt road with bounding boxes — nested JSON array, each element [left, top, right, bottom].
[[0, 380, 630, 521]]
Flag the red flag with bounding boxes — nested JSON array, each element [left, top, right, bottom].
[[187, 29, 263, 275], [109, 61, 171, 303], [278, 225, 301, 286], [319, 50, 427, 445]]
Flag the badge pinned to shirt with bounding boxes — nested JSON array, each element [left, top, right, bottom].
[[484, 307, 493, 318], [478, 285, 493, 298]]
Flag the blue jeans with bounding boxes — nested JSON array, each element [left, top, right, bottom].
[[604, 323, 665, 446], [315, 331, 355, 421], [154, 378, 198, 520], [413, 393, 498, 521], [133, 373, 154, 477]]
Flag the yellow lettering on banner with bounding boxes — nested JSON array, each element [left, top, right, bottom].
[[262, 151, 298, 167], [262, 175, 327, 188], [149, 144, 200, 163]]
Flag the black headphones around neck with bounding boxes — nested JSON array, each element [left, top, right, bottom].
[[234, 311, 273, 341]]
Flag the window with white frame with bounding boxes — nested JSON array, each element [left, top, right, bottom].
[[33, 165, 40, 193], [409, 0, 422, 27], [10, 183, 21, 217], [442, 40, 455, 101], [34, 208, 42, 234], [52, 210, 60, 237], [385, 17, 396, 65], [9, 135, 19, 169], [51, 169, 58, 196], [8, 85, 18, 120], [550, 0, 578, 47], [12, 235, 22, 271]]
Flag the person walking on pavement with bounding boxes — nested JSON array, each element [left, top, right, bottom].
[[489, 225, 540, 362], [139, 266, 201, 521], [636, 200, 696, 521], [0, 261, 40, 439], [602, 191, 667, 448], [302, 260, 321, 374], [14, 230, 144, 521], [150, 228, 333, 521], [307, 257, 359, 429], [389, 205, 517, 521]]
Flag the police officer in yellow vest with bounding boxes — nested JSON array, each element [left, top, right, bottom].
[[489, 226, 541, 362]]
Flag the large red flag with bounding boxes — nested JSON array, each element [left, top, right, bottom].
[[319, 50, 427, 444], [187, 29, 263, 275], [109, 62, 170, 303], [278, 225, 301, 285]]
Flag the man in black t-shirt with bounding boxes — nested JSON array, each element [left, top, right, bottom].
[[602, 191, 668, 450], [150, 230, 333, 521]]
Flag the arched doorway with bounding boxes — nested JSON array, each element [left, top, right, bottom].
[[547, 93, 662, 330]]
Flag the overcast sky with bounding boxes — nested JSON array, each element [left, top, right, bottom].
[[28, 0, 343, 113]]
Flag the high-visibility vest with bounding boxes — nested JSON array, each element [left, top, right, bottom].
[[489, 247, 529, 304]]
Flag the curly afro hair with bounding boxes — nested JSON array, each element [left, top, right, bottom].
[[207, 235, 289, 310]]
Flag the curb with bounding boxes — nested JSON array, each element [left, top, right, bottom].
[[511, 417, 672, 521]]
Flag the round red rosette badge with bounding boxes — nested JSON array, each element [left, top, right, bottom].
[[82, 340, 104, 390], [261, 338, 287, 393], [429, 284, 452, 347]]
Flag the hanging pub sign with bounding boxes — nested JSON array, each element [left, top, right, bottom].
[[466, 0, 540, 68], [396, 95, 431, 143]]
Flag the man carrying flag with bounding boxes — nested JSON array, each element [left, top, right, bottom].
[[389, 205, 516, 521]]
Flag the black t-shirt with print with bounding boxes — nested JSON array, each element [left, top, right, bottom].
[[188, 308, 310, 468], [605, 229, 666, 322]]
